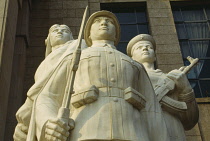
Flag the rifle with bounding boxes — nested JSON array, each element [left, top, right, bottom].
[[156, 56, 199, 112], [57, 6, 88, 140], [182, 56, 199, 74]]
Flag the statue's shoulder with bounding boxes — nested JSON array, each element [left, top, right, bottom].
[[80, 47, 100, 60], [119, 53, 144, 70]]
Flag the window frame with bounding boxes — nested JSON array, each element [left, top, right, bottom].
[[171, 2, 210, 98]]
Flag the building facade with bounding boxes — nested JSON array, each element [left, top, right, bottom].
[[0, 0, 209, 140]]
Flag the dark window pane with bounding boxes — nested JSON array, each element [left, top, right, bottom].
[[206, 8, 210, 19], [113, 9, 136, 23], [187, 68, 198, 79], [103, 8, 112, 11], [180, 41, 191, 57], [136, 10, 147, 23], [200, 80, 210, 97], [138, 25, 149, 34], [173, 10, 183, 21], [185, 23, 210, 39], [182, 9, 206, 21], [189, 80, 202, 98], [190, 40, 210, 58], [120, 24, 138, 41], [172, 6, 210, 98], [176, 23, 188, 39], [206, 40, 210, 57], [184, 60, 198, 79], [199, 60, 210, 78], [117, 42, 128, 54]]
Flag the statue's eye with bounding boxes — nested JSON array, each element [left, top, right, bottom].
[[136, 47, 140, 50], [106, 20, 111, 23], [62, 29, 69, 33], [148, 46, 153, 49], [53, 29, 58, 32]]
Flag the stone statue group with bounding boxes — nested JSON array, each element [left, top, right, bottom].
[[13, 10, 199, 141]]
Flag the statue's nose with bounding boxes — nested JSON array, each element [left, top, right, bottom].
[[100, 20, 107, 26], [57, 29, 62, 34], [142, 46, 148, 51]]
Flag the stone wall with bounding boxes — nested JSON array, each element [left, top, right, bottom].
[[4, 1, 31, 140], [147, 0, 183, 73]]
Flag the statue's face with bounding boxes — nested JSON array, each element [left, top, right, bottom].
[[131, 41, 156, 64], [49, 26, 72, 47], [90, 16, 116, 41]]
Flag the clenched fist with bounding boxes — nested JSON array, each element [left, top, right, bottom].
[[45, 118, 74, 141]]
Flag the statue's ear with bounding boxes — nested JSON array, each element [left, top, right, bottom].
[[45, 35, 49, 46], [45, 35, 52, 58]]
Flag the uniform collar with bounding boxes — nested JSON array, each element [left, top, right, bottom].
[[90, 43, 116, 49]]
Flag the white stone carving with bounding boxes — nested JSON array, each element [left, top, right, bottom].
[[127, 34, 199, 141], [14, 11, 193, 141], [13, 24, 87, 141], [67, 11, 169, 141]]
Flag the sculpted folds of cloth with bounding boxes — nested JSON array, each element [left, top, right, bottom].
[[13, 24, 87, 141], [127, 34, 199, 141], [14, 11, 175, 141]]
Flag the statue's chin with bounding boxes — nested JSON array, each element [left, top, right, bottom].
[[51, 40, 69, 47]]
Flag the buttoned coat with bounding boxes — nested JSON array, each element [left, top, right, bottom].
[[23, 44, 169, 141], [69, 45, 170, 141]]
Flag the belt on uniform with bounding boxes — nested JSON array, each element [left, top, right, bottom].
[[71, 85, 146, 110]]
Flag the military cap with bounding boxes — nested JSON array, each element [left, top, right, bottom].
[[127, 34, 156, 57], [84, 10, 120, 47]]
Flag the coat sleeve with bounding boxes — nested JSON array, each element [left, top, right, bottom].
[[178, 90, 199, 130]]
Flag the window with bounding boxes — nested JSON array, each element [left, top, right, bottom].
[[172, 3, 210, 98], [101, 2, 149, 54]]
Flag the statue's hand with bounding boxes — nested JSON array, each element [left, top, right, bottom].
[[167, 69, 192, 94], [13, 123, 28, 141], [161, 77, 175, 90], [45, 118, 71, 141]]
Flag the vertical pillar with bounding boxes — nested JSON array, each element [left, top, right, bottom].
[[4, 0, 30, 140], [0, 0, 19, 140], [147, 0, 183, 73]]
